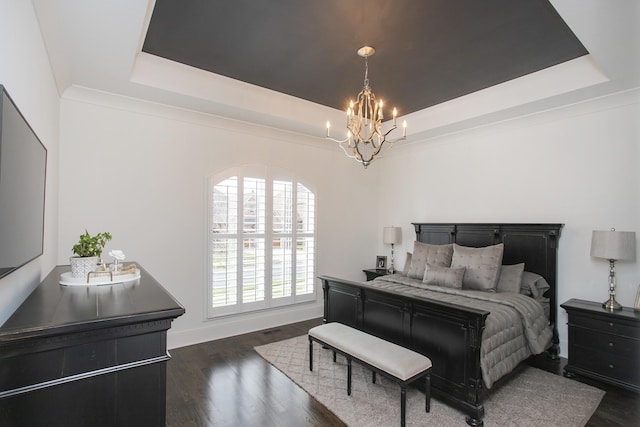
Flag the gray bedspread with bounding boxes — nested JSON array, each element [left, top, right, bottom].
[[367, 274, 553, 388]]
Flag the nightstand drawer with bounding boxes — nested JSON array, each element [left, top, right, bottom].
[[570, 314, 639, 338], [571, 327, 639, 359], [570, 346, 640, 386]]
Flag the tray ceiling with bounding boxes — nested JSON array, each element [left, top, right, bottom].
[[142, 0, 588, 115]]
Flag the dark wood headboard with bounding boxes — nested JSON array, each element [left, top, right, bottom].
[[413, 223, 563, 347]]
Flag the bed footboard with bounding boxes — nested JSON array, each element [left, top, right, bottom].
[[319, 276, 489, 425]]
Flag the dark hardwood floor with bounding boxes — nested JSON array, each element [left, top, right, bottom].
[[166, 318, 639, 426]]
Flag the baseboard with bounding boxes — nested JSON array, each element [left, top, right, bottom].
[[167, 302, 323, 349]]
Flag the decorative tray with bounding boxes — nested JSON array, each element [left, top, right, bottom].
[[59, 268, 140, 286]]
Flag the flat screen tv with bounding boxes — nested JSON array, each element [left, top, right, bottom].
[[0, 85, 47, 279]]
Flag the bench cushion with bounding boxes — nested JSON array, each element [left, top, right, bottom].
[[309, 323, 432, 381]]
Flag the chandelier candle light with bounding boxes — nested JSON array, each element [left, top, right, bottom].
[[326, 46, 406, 169]]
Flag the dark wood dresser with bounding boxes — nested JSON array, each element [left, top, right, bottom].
[[0, 265, 185, 426], [561, 298, 639, 392]]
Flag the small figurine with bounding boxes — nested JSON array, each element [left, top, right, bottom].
[[109, 249, 126, 273]]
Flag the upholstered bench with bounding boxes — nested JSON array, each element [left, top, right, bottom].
[[308, 322, 432, 427]]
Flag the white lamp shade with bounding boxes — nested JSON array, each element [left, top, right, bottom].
[[383, 227, 402, 245], [590, 230, 636, 261]]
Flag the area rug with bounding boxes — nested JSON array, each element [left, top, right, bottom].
[[255, 335, 605, 427]]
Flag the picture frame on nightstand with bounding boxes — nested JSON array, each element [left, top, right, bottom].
[[376, 256, 387, 270]]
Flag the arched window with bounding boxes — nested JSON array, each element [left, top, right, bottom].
[[207, 167, 316, 317]]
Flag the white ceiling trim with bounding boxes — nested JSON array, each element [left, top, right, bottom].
[[405, 55, 608, 138], [31, 0, 639, 141]]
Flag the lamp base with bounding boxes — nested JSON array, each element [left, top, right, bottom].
[[602, 296, 622, 311]]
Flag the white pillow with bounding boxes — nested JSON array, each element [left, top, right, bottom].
[[423, 264, 465, 289], [406, 241, 453, 279], [451, 243, 504, 291]]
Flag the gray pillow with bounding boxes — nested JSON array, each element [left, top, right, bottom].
[[451, 243, 504, 291], [423, 264, 465, 289], [496, 263, 525, 293], [520, 271, 550, 299], [402, 252, 412, 276], [407, 242, 454, 279]]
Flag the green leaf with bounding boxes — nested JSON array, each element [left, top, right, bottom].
[[72, 230, 113, 257]]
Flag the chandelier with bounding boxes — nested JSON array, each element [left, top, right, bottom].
[[326, 46, 406, 169]]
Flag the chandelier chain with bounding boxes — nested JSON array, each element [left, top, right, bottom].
[[363, 56, 370, 88]]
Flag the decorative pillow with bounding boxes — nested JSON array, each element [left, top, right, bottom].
[[406, 242, 454, 280], [496, 263, 525, 293], [402, 252, 412, 276], [423, 264, 465, 289], [451, 243, 504, 291], [520, 271, 550, 299]]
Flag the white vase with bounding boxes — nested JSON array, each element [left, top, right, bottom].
[[70, 256, 98, 279]]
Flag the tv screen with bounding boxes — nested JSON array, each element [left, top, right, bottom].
[[0, 85, 47, 279]]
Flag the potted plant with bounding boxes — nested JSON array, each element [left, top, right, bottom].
[[70, 230, 112, 278]]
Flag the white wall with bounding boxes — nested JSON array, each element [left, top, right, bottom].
[[0, 0, 60, 324], [58, 87, 377, 348], [5, 0, 638, 360], [375, 88, 640, 357]]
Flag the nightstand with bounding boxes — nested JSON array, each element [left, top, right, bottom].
[[362, 268, 389, 281], [561, 298, 640, 392]]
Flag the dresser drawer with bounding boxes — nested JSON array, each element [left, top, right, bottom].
[[570, 345, 640, 387], [571, 326, 640, 359], [570, 314, 639, 338]]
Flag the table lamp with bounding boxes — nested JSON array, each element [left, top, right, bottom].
[[590, 229, 636, 311], [383, 226, 402, 273]]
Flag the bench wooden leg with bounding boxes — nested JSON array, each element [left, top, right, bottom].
[[347, 358, 352, 396], [425, 372, 431, 413], [401, 386, 406, 427], [308, 337, 313, 371]]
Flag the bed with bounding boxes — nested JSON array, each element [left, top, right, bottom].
[[318, 222, 562, 426]]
